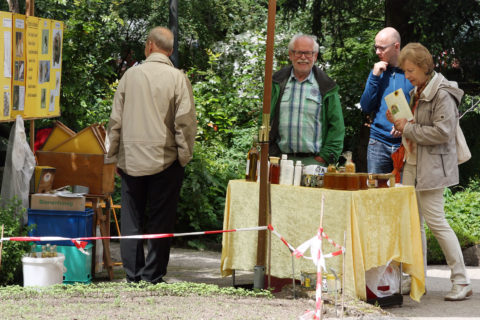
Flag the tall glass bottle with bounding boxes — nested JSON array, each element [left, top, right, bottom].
[[245, 138, 259, 181]]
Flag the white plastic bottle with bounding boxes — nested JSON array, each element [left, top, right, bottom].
[[279, 154, 294, 185], [293, 160, 302, 186]]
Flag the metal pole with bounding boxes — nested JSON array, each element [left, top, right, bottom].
[[169, 0, 179, 68], [254, 0, 276, 290]]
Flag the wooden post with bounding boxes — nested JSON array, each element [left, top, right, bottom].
[[256, 0, 276, 271]]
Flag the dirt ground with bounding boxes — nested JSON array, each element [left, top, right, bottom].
[[139, 246, 480, 320], [5, 244, 477, 320], [90, 243, 394, 319]]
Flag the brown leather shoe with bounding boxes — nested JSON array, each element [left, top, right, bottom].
[[444, 284, 473, 301]]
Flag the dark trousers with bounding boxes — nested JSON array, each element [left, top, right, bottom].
[[119, 161, 185, 283]]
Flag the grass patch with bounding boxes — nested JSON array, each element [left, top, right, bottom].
[[0, 281, 273, 300]]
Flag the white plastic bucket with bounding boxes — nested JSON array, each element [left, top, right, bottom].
[[22, 253, 66, 287]]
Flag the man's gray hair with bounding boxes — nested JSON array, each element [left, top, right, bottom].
[[148, 27, 174, 52], [288, 34, 320, 53]]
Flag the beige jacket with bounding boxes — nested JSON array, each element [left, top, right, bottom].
[[403, 72, 463, 191], [107, 52, 196, 176]]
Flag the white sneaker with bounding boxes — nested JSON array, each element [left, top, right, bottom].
[[444, 284, 473, 301]]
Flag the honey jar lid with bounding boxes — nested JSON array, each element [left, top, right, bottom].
[[375, 173, 391, 179], [269, 156, 280, 164]]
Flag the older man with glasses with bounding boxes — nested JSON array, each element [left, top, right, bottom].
[[269, 33, 345, 166], [360, 27, 414, 174]]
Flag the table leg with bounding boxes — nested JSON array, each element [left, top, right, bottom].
[[90, 197, 115, 280], [101, 198, 114, 280]]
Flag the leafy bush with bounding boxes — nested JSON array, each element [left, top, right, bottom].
[[0, 199, 32, 286], [176, 127, 255, 237], [426, 180, 480, 264]]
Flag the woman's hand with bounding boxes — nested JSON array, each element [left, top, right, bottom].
[[394, 118, 408, 133]]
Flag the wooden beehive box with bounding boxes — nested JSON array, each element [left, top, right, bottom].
[[36, 151, 115, 195]]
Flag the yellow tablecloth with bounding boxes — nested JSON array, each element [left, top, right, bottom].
[[220, 180, 425, 301]]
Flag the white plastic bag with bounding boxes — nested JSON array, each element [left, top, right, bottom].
[[1, 116, 36, 224], [365, 261, 400, 297]]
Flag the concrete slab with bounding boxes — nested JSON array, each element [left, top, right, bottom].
[[388, 265, 480, 320]]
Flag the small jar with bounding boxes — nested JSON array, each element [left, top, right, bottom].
[[357, 173, 368, 190], [367, 174, 377, 188], [376, 174, 390, 188], [327, 273, 337, 293], [346, 173, 359, 191], [323, 173, 334, 189], [388, 174, 396, 187], [335, 173, 348, 190]]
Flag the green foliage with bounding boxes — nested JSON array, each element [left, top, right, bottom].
[[407, 0, 480, 85], [458, 95, 480, 187], [35, 0, 125, 131], [0, 199, 32, 286], [177, 127, 255, 234], [426, 181, 480, 264], [0, 281, 273, 299]]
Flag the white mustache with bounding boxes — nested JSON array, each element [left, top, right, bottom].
[[297, 59, 309, 63]]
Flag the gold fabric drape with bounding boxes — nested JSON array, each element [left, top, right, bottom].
[[221, 180, 425, 301]]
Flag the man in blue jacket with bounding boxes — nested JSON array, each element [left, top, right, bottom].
[[270, 34, 345, 166], [360, 27, 413, 173]]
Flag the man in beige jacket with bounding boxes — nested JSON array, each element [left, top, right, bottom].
[[107, 27, 196, 284]]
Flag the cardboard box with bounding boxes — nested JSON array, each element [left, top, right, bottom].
[[36, 151, 116, 195], [30, 193, 86, 211]]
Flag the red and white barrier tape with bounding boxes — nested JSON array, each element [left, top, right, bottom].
[[0, 226, 269, 250], [267, 224, 296, 252]]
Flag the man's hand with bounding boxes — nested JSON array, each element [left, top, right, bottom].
[[390, 126, 402, 138], [373, 61, 388, 76], [314, 155, 326, 164], [386, 109, 394, 123]]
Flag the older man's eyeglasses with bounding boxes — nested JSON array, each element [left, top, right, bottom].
[[374, 43, 396, 52], [291, 50, 315, 58]]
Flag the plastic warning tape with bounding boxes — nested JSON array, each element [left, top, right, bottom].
[[267, 224, 296, 252], [1, 226, 269, 245]]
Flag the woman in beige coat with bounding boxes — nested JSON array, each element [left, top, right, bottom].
[[387, 43, 472, 301]]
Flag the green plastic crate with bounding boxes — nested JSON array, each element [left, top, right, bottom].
[[59, 244, 93, 284], [35, 244, 92, 284]]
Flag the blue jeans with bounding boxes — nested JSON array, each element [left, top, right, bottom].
[[367, 138, 398, 173]]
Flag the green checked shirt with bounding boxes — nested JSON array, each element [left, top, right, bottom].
[[277, 70, 322, 154]]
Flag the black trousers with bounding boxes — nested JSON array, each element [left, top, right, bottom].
[[119, 161, 185, 283]]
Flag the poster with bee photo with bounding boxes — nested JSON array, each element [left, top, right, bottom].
[[48, 20, 63, 116], [11, 13, 25, 118], [35, 18, 52, 117], [0, 12, 12, 120]]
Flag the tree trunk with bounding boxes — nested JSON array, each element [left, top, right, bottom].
[[6, 0, 19, 13]]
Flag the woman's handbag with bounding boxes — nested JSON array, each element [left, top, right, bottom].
[[456, 121, 471, 164]]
